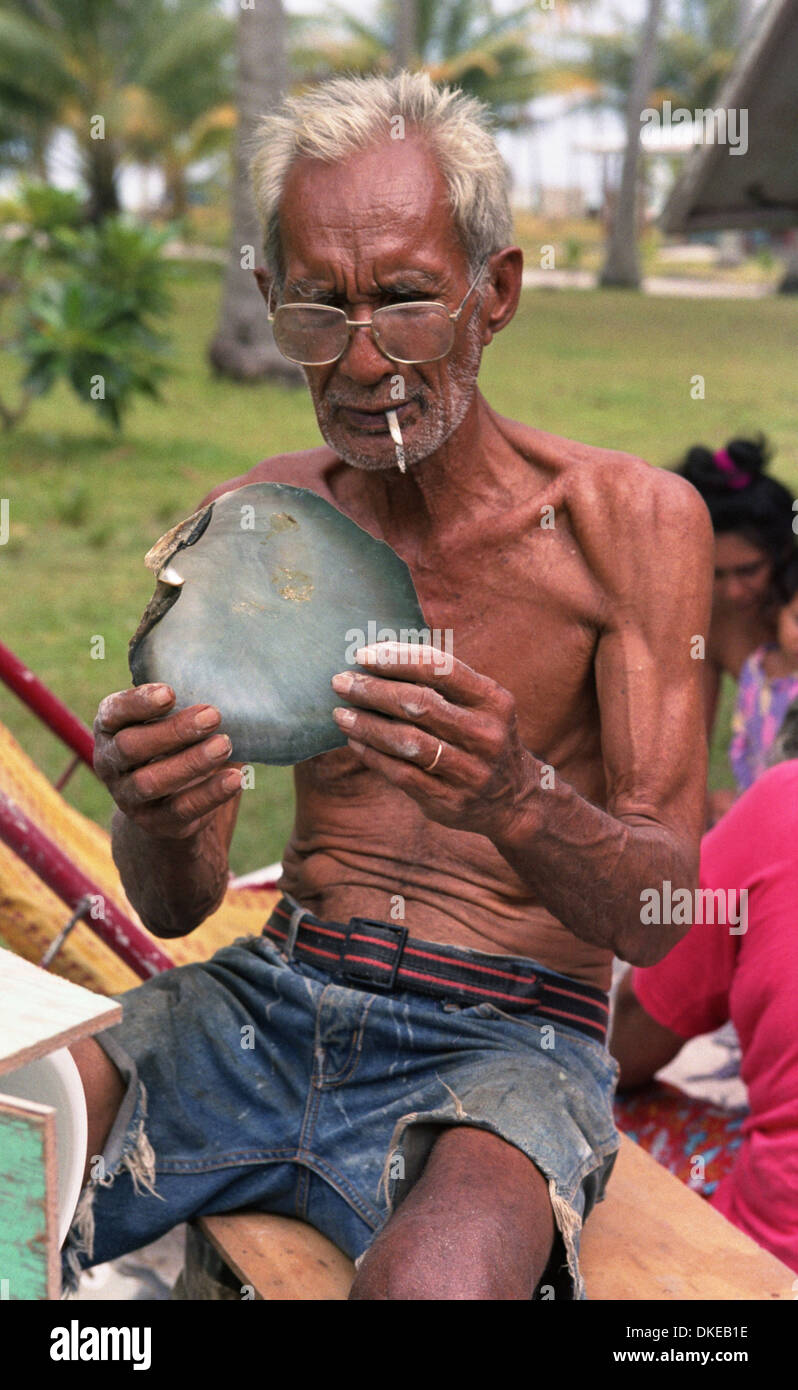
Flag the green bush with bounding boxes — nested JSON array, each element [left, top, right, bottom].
[[0, 185, 175, 430], [0, 183, 84, 237]]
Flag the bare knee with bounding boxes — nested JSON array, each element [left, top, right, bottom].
[[350, 1212, 535, 1300], [69, 1037, 126, 1185], [350, 1126, 554, 1301]]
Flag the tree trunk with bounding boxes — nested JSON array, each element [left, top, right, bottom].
[[599, 0, 664, 289], [32, 126, 49, 183], [778, 228, 798, 295], [164, 159, 189, 221], [83, 136, 122, 223], [393, 0, 417, 70], [208, 0, 300, 381]]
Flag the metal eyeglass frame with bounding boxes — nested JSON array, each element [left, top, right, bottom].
[[266, 260, 489, 366]]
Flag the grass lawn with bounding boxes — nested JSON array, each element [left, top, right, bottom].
[[510, 212, 784, 285], [1, 261, 796, 873]]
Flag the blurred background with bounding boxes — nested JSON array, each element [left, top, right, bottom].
[[1, 0, 796, 874]]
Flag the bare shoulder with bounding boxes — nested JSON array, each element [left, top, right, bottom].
[[534, 430, 713, 595], [532, 430, 707, 529], [196, 446, 339, 509]]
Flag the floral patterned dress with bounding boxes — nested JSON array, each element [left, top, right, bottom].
[[728, 644, 798, 792]]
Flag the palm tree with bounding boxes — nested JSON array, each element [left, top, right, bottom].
[[569, 0, 746, 121], [0, 8, 57, 179], [0, 0, 231, 220], [207, 0, 299, 382], [0, 1, 84, 186], [552, 0, 748, 288], [293, 0, 540, 129], [120, 6, 234, 220], [599, 0, 664, 289]]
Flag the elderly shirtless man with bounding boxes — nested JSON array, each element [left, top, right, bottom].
[[66, 72, 712, 1301]]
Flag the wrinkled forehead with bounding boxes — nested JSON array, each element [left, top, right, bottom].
[[277, 133, 467, 280]]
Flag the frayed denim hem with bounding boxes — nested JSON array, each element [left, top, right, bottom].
[[60, 1032, 162, 1297]]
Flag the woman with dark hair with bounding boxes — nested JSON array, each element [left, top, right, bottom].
[[676, 437, 796, 820], [677, 437, 796, 726]]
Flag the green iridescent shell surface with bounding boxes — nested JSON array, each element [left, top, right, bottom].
[[129, 482, 427, 765]]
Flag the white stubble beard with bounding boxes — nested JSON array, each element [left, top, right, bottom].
[[306, 308, 484, 473]]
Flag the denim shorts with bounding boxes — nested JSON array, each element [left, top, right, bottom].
[[62, 931, 620, 1299]]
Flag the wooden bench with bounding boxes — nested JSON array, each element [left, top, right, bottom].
[[195, 1134, 795, 1300]]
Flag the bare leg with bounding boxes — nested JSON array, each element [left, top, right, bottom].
[[69, 1037, 126, 1186], [349, 1126, 555, 1300]]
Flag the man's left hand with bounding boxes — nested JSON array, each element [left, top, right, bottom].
[[330, 642, 536, 839]]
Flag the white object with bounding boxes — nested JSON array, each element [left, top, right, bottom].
[[228, 861, 283, 889], [385, 410, 406, 473], [2, 1047, 88, 1248]]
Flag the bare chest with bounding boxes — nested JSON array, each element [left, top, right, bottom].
[[389, 514, 604, 756], [290, 460, 609, 796]]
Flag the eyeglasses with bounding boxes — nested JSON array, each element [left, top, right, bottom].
[[267, 262, 488, 366]]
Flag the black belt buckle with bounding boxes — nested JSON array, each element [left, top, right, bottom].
[[343, 916, 409, 992], [511, 974, 544, 1010]]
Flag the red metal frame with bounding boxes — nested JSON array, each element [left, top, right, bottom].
[[0, 789, 175, 978], [0, 640, 279, 975], [0, 640, 95, 773]]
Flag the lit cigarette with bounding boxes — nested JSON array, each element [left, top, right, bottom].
[[385, 409, 406, 474]]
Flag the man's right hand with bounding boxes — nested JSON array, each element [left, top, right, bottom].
[[93, 683, 242, 842]]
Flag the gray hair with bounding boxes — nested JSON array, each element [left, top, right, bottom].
[[249, 70, 514, 288]]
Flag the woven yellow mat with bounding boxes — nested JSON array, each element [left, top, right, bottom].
[[0, 722, 278, 996]]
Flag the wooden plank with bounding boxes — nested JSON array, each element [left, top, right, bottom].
[[199, 1135, 796, 1301], [0, 1094, 59, 1300], [198, 1212, 354, 1301], [0, 947, 121, 1076], [581, 1134, 795, 1300]]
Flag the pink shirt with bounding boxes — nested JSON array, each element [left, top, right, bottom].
[[632, 760, 798, 1272]]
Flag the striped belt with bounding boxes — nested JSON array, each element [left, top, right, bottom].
[[263, 895, 610, 1045]]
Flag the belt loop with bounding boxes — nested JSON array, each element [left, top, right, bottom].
[[284, 903, 309, 961]]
